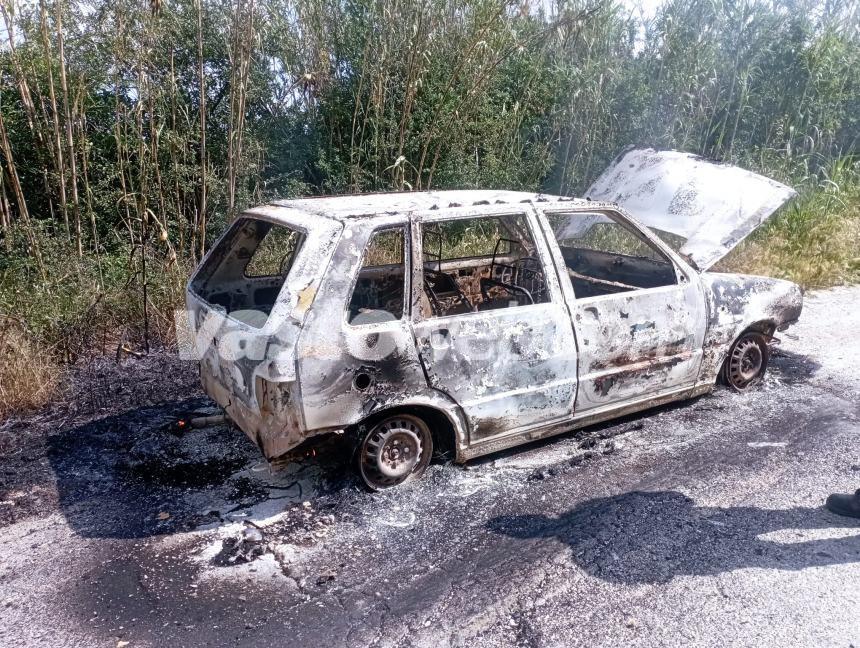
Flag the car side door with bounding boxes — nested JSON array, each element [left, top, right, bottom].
[[537, 206, 707, 413], [409, 205, 578, 448]]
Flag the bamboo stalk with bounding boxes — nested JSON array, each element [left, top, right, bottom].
[[195, 0, 207, 261], [1, 2, 43, 147], [112, 8, 135, 248], [0, 168, 10, 248], [54, 0, 82, 256], [38, 0, 70, 240], [0, 88, 45, 278], [75, 82, 98, 249]]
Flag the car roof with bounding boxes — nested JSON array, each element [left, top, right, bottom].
[[268, 190, 589, 220]]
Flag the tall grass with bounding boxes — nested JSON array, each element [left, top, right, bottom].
[[0, 224, 190, 362], [0, 321, 59, 418]]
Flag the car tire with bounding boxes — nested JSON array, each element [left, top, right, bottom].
[[722, 331, 770, 391], [357, 414, 433, 491]]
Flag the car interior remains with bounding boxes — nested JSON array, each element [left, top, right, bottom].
[[550, 211, 678, 298]]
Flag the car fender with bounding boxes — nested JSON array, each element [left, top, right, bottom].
[[697, 273, 803, 384], [343, 388, 472, 462]]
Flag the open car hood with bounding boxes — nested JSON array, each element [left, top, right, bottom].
[[585, 148, 797, 271]]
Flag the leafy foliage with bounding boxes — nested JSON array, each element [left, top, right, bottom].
[[0, 0, 857, 393]]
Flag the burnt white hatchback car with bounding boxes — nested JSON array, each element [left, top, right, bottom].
[[187, 148, 802, 489]]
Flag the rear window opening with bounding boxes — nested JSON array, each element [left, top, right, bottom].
[[346, 227, 406, 325], [190, 218, 306, 328]]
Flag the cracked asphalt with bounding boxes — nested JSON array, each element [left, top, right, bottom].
[[0, 287, 858, 647]]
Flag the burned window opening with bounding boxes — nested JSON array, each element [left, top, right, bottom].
[[189, 218, 306, 328], [550, 212, 677, 298], [347, 227, 406, 325], [419, 214, 551, 318], [245, 223, 303, 278]]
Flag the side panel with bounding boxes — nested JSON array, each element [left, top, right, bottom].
[[697, 273, 803, 384], [571, 282, 707, 410], [413, 303, 578, 442], [296, 217, 429, 431]]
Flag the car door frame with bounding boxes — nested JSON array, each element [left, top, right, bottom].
[[533, 203, 709, 413], [408, 202, 580, 449]]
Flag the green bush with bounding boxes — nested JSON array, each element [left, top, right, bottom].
[[0, 223, 189, 361], [719, 159, 860, 288]]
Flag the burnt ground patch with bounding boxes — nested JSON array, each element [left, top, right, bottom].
[[0, 417, 57, 526], [44, 397, 261, 538], [0, 349, 203, 528], [44, 398, 361, 540], [768, 346, 822, 384]]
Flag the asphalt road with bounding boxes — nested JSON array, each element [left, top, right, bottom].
[[1, 287, 858, 647]]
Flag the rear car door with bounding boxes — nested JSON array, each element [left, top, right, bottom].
[[538, 206, 707, 412], [410, 205, 578, 446]]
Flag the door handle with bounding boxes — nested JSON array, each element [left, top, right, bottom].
[[429, 328, 450, 347]]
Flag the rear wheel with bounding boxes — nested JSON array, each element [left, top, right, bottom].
[[722, 331, 770, 391], [357, 414, 433, 490]]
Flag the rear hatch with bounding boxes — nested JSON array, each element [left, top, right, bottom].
[[585, 147, 797, 270], [186, 206, 342, 412]]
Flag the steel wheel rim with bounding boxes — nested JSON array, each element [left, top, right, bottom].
[[728, 337, 763, 388], [359, 417, 429, 490]]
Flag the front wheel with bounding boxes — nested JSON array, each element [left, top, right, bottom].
[[357, 414, 433, 491], [722, 331, 770, 391]]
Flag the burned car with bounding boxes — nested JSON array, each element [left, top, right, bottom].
[[186, 148, 802, 490]]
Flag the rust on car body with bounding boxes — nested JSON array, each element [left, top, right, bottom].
[[185, 151, 802, 488]]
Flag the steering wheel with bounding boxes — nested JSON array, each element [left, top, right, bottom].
[[511, 257, 547, 301], [480, 277, 534, 305]]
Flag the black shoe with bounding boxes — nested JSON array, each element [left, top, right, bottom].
[[825, 490, 860, 519]]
